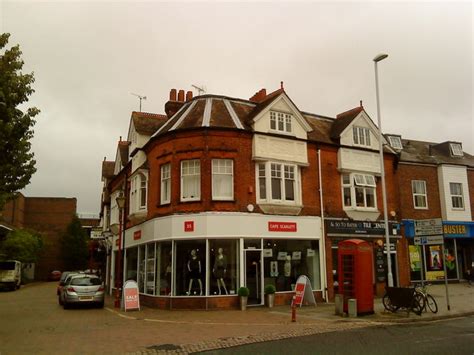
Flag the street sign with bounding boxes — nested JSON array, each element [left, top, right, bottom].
[[414, 235, 444, 246], [90, 227, 104, 240], [414, 218, 443, 236]]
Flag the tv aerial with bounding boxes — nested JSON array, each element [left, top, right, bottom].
[[131, 93, 147, 112]]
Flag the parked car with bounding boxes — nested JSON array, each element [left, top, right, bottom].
[[61, 274, 104, 309], [48, 270, 62, 281], [57, 271, 77, 296], [0, 260, 21, 291]]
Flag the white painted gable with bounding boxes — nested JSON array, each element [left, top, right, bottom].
[[252, 93, 312, 140], [113, 145, 123, 175], [126, 119, 151, 158], [339, 111, 382, 151]]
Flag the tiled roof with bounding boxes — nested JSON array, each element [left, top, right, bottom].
[[399, 139, 474, 167], [101, 161, 115, 179], [132, 111, 168, 136], [330, 106, 364, 139], [304, 114, 335, 144]]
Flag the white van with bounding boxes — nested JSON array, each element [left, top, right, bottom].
[[0, 260, 22, 291]]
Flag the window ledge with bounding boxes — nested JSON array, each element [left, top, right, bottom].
[[257, 203, 303, 216], [129, 211, 147, 224]]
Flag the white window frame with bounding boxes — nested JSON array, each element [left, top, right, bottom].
[[181, 159, 201, 202], [449, 182, 464, 209], [270, 111, 292, 134], [450, 143, 463, 157], [341, 173, 377, 210], [353, 126, 371, 147], [411, 180, 428, 209], [212, 159, 234, 201], [130, 172, 147, 214], [256, 161, 300, 205], [139, 174, 147, 209], [160, 163, 171, 205], [388, 136, 403, 149]]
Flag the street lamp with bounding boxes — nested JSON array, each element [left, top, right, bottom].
[[373, 53, 394, 287], [115, 192, 126, 308]]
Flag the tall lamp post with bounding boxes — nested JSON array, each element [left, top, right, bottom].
[[115, 192, 126, 308], [373, 53, 394, 287]]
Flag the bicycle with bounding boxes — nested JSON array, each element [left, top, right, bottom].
[[414, 283, 438, 313]]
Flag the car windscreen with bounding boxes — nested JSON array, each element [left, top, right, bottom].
[[0, 262, 16, 270], [70, 277, 101, 286]]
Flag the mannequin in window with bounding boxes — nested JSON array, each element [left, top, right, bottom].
[[187, 249, 203, 295], [284, 255, 292, 277], [213, 247, 228, 295]]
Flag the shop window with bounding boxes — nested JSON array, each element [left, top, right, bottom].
[[181, 160, 201, 201], [342, 173, 377, 210], [156, 242, 172, 296], [257, 162, 300, 204], [174, 240, 206, 296], [353, 126, 371, 147], [444, 240, 458, 280], [138, 245, 146, 293], [212, 159, 233, 200], [449, 182, 464, 209], [209, 240, 239, 295], [125, 247, 138, 282], [408, 244, 423, 282], [160, 163, 171, 205], [145, 244, 156, 295], [263, 239, 320, 292], [412, 180, 428, 209]]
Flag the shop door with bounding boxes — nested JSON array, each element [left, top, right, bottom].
[[244, 250, 263, 305]]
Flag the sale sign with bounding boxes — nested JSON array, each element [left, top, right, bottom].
[[123, 280, 140, 311], [292, 275, 316, 307]]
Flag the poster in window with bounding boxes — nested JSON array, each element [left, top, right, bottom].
[[292, 251, 302, 260], [270, 261, 279, 277], [277, 251, 288, 261], [429, 246, 442, 270], [307, 249, 315, 257], [263, 249, 273, 258], [409, 245, 421, 272]]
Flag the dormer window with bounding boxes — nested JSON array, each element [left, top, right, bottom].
[[450, 143, 463, 157], [353, 126, 371, 147], [388, 136, 403, 150], [270, 111, 292, 133]]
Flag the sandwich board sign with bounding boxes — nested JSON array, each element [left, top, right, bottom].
[[292, 275, 316, 307], [123, 280, 140, 311]]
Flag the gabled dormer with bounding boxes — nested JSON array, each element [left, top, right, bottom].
[[113, 139, 130, 175], [385, 134, 403, 151], [251, 87, 312, 167], [431, 141, 464, 158], [127, 111, 167, 158]]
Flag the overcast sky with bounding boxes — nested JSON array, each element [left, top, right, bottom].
[[2, 1, 472, 215]]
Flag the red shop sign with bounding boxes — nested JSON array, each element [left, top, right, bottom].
[[184, 221, 194, 232], [268, 222, 297, 232], [133, 230, 141, 240]]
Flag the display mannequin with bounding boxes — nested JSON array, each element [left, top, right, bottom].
[[284, 255, 292, 277], [187, 249, 203, 295], [213, 248, 228, 295]]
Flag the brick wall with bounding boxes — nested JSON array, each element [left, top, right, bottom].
[[2, 193, 26, 228]]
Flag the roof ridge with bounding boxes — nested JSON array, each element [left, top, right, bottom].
[[336, 106, 363, 119]]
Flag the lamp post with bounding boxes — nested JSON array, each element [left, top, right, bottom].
[[373, 53, 394, 287], [115, 192, 126, 308]]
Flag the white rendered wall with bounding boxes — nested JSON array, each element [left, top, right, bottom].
[[438, 165, 471, 221]]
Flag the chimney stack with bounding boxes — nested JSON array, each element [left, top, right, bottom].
[[249, 88, 267, 103], [178, 90, 185, 102], [186, 91, 193, 101]]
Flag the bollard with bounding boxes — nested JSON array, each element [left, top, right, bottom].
[[291, 296, 296, 322], [335, 294, 343, 316], [348, 298, 357, 318]]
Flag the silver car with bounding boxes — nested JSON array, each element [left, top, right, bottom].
[[61, 274, 104, 309]]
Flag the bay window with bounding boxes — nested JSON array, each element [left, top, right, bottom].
[[257, 162, 299, 204], [342, 173, 377, 209], [181, 159, 200, 201], [212, 159, 233, 200], [130, 172, 147, 214], [160, 163, 171, 204]]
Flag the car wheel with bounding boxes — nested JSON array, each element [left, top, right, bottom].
[[97, 301, 104, 308], [63, 301, 69, 309], [58, 296, 63, 305]]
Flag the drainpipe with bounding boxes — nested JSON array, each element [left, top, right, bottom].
[[318, 149, 328, 302]]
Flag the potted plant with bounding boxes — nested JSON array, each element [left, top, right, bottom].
[[264, 284, 276, 308], [238, 286, 249, 310]]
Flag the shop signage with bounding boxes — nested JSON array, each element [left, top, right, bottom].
[[292, 275, 316, 307], [90, 227, 104, 240], [123, 280, 140, 311], [414, 235, 444, 246], [375, 247, 386, 282], [414, 218, 443, 236], [133, 231, 141, 240], [326, 220, 398, 236], [184, 221, 194, 232], [268, 222, 297, 232]]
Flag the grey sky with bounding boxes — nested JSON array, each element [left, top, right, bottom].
[[2, 1, 472, 214]]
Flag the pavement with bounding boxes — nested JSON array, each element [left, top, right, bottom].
[[111, 282, 474, 354]]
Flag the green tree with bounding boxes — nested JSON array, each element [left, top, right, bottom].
[[0, 33, 40, 210], [0, 229, 43, 263], [61, 215, 89, 270]]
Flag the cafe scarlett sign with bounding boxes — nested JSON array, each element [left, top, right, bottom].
[[123, 280, 140, 311]]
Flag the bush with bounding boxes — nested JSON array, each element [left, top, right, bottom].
[[264, 284, 276, 294], [238, 286, 249, 297]]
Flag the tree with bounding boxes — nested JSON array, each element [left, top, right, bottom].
[[0, 33, 40, 210], [0, 229, 43, 263], [61, 215, 89, 270]]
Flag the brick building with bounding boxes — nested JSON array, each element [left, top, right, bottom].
[[101, 86, 417, 309]]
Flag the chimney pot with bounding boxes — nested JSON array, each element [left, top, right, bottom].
[[170, 89, 177, 101], [186, 91, 193, 101], [178, 90, 185, 102]]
